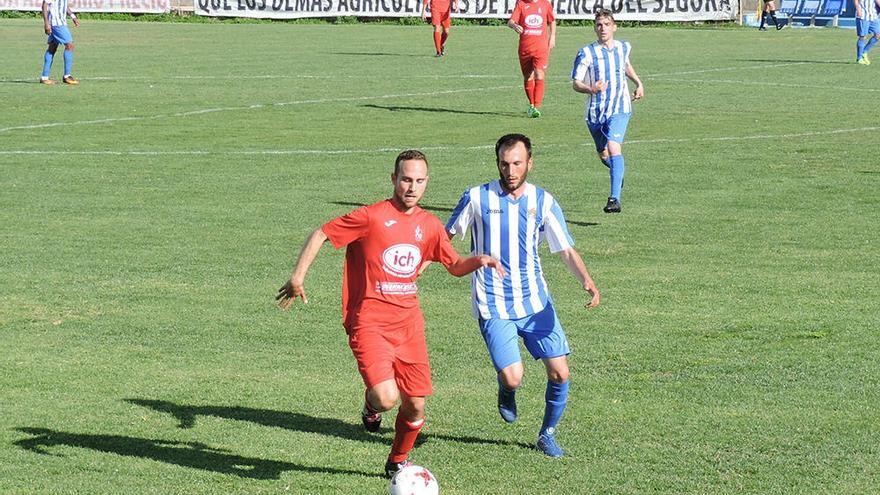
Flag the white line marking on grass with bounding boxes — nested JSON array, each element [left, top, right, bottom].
[[3, 127, 876, 157], [648, 77, 880, 93], [0, 85, 518, 134]]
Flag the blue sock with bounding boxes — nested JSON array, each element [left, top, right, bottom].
[[42, 51, 54, 78], [609, 154, 625, 200], [540, 380, 569, 435], [857, 38, 867, 60], [866, 37, 879, 54], [63, 49, 73, 76]]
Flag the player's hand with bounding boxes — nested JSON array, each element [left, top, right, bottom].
[[593, 80, 608, 93], [482, 256, 506, 278], [72, 17, 80, 27], [453, 1, 459, 12], [44, 23, 51, 34], [276, 279, 308, 309], [421, 12, 427, 21], [632, 85, 644, 101], [548, 38, 555, 50], [584, 284, 600, 309], [511, 23, 524, 34]]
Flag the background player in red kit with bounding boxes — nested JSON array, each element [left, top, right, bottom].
[[507, 0, 556, 118], [421, 0, 460, 56], [277, 150, 504, 477]]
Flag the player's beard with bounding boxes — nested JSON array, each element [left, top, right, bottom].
[[500, 168, 528, 194]]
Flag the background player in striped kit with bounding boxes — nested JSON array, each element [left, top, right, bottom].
[[40, 0, 79, 85], [571, 9, 644, 214], [445, 134, 600, 458], [855, 0, 880, 64]]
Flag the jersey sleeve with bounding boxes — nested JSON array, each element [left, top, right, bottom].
[[445, 189, 474, 238], [321, 206, 371, 249], [542, 194, 574, 253], [427, 222, 461, 266], [546, 1, 556, 22], [572, 48, 590, 82], [509, 1, 523, 23], [623, 41, 632, 66]]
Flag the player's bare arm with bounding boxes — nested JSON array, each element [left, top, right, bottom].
[[548, 20, 557, 50], [445, 255, 506, 278], [420, 0, 428, 21], [572, 79, 607, 95], [508, 19, 524, 34], [66, 5, 79, 26], [42, 2, 51, 34], [558, 247, 600, 308], [626, 64, 643, 100], [277, 227, 328, 309]]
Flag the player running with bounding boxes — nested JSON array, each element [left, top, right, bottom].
[[40, 0, 79, 85], [507, 0, 556, 118], [421, 0, 460, 57], [855, 0, 880, 64], [571, 9, 644, 214], [277, 150, 504, 477], [758, 0, 785, 31], [445, 134, 601, 458]]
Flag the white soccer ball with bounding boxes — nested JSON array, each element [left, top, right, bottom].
[[389, 465, 439, 495]]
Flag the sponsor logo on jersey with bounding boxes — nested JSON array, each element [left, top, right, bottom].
[[384, 220, 397, 227], [382, 243, 422, 278], [524, 13, 543, 28], [485, 208, 504, 215]]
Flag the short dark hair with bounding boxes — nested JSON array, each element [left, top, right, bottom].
[[595, 8, 615, 21], [394, 149, 428, 175], [495, 134, 532, 162]]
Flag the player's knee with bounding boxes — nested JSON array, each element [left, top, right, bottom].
[[498, 368, 523, 389], [548, 367, 569, 384], [371, 390, 399, 412], [65, 43, 75, 51]]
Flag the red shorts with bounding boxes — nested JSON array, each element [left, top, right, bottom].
[[431, 8, 451, 28], [518, 52, 549, 76], [347, 316, 433, 397]]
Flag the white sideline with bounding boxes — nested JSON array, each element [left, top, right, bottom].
[[648, 77, 880, 93], [1, 126, 877, 156]]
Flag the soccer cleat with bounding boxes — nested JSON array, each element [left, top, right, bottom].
[[776, 23, 786, 30], [863, 53, 871, 65], [441, 44, 446, 55], [435, 52, 443, 57], [531, 107, 541, 118], [603, 197, 621, 213], [361, 406, 382, 432], [40, 78, 56, 85], [497, 385, 518, 423], [758, 26, 767, 31], [63, 75, 79, 85], [536, 428, 564, 458], [384, 458, 412, 478], [857, 56, 870, 65]]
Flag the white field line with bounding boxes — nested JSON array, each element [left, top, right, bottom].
[[0, 85, 516, 134], [2, 126, 877, 157], [647, 77, 880, 93]]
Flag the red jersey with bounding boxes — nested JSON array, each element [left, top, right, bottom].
[[510, 0, 555, 55], [429, 0, 451, 13], [322, 199, 459, 332]]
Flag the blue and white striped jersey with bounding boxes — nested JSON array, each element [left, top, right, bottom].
[[856, 0, 878, 19], [571, 40, 633, 125], [44, 0, 69, 27], [446, 180, 575, 320]]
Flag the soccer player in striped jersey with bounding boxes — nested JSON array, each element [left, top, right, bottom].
[[855, 0, 880, 64], [571, 10, 644, 214], [277, 150, 504, 477], [40, 0, 79, 85], [445, 134, 601, 458]]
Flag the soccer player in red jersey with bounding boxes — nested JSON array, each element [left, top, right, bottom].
[[508, 0, 556, 117], [421, 0, 460, 56], [277, 150, 504, 477]]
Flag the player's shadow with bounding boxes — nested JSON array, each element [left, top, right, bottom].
[[736, 58, 853, 65], [330, 51, 421, 58], [0, 79, 37, 84], [363, 103, 518, 117], [127, 399, 533, 451], [12, 427, 380, 479], [330, 201, 454, 214]]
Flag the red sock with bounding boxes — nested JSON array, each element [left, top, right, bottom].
[[433, 32, 442, 54], [389, 414, 424, 463], [524, 80, 536, 105], [534, 79, 545, 108], [440, 31, 448, 48]]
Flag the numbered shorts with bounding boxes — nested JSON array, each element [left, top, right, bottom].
[[518, 51, 549, 76], [587, 112, 632, 152], [347, 317, 433, 397], [431, 6, 451, 28], [47, 25, 73, 45], [856, 18, 880, 37], [478, 301, 570, 372]]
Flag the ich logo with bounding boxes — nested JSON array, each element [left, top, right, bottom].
[[382, 244, 422, 278]]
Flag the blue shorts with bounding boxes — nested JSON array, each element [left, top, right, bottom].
[[478, 301, 570, 372], [857, 18, 880, 37], [47, 25, 73, 45], [587, 113, 632, 153]]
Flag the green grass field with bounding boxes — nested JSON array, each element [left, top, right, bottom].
[[1, 18, 879, 494]]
